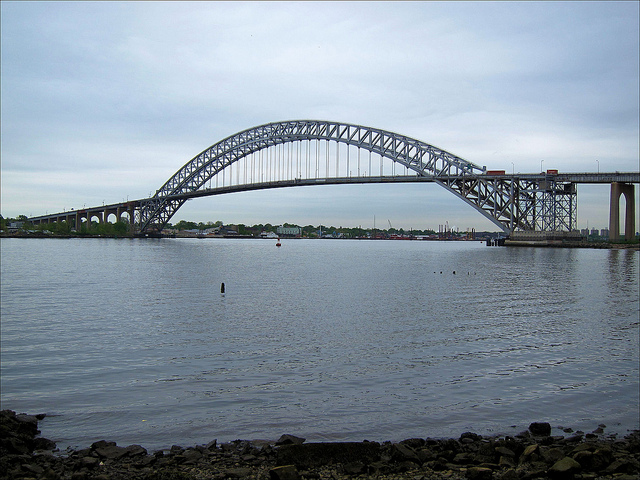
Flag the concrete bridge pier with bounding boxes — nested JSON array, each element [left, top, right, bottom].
[[609, 182, 636, 241]]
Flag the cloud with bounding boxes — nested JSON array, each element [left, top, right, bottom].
[[1, 1, 638, 230]]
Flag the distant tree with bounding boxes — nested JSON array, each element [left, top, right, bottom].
[[174, 220, 198, 231], [113, 221, 128, 235]]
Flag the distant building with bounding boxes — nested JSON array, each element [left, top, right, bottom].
[[600, 228, 609, 237], [277, 226, 301, 237], [590, 228, 599, 236], [8, 222, 24, 232]]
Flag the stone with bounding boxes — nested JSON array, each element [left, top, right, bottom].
[[497, 468, 519, 480], [460, 432, 482, 443], [452, 452, 474, 464], [124, 444, 147, 456], [269, 465, 300, 480], [22, 463, 44, 474], [392, 443, 421, 464], [548, 456, 581, 477], [561, 434, 583, 443], [495, 446, 515, 457], [465, 466, 493, 480], [343, 461, 366, 474], [276, 442, 381, 468], [399, 438, 425, 449], [226, 467, 252, 478], [604, 458, 640, 474], [528, 422, 551, 436], [416, 447, 437, 463], [79, 456, 100, 469], [178, 448, 203, 465], [205, 439, 218, 450], [33, 437, 57, 451], [522, 444, 539, 457], [498, 455, 516, 468], [591, 447, 613, 470], [94, 444, 129, 460], [572, 450, 593, 469], [542, 447, 565, 464], [276, 434, 306, 445], [90, 440, 115, 450]]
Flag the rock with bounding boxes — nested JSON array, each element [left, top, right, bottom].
[[343, 461, 366, 474], [495, 446, 515, 457], [124, 444, 147, 456], [179, 448, 203, 464], [460, 432, 482, 444], [528, 422, 551, 437], [498, 455, 516, 468], [94, 444, 129, 460], [276, 442, 381, 469], [591, 447, 613, 470], [452, 452, 474, 464], [604, 457, 640, 474], [33, 437, 57, 451], [497, 468, 519, 480], [392, 443, 421, 464], [90, 440, 115, 450], [541, 447, 565, 464], [22, 463, 44, 474], [561, 434, 583, 443], [270, 465, 300, 480], [205, 439, 217, 450], [465, 466, 493, 480], [572, 450, 593, 469], [276, 434, 305, 445], [226, 467, 253, 478], [79, 456, 100, 469], [548, 456, 581, 478]]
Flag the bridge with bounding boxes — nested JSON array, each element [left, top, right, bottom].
[[28, 120, 639, 240]]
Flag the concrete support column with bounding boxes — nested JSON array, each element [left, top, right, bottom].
[[609, 182, 636, 241]]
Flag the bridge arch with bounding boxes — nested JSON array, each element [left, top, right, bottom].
[[139, 120, 487, 233]]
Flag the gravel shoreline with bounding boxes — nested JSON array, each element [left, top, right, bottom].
[[1, 410, 638, 480]]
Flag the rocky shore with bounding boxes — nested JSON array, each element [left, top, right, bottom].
[[1, 410, 638, 480]]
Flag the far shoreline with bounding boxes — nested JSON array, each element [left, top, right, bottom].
[[2, 232, 639, 250]]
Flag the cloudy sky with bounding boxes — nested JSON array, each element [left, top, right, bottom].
[[1, 1, 638, 231]]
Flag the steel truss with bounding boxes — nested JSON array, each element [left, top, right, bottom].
[[138, 120, 576, 234]]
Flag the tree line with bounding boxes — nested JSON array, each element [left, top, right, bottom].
[[1, 215, 438, 238]]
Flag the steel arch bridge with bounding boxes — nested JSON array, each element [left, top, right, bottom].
[[136, 120, 574, 234], [31, 119, 639, 237]]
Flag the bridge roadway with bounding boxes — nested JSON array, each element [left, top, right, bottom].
[[28, 171, 639, 228]]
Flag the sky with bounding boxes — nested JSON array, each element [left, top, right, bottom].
[[1, 1, 638, 232]]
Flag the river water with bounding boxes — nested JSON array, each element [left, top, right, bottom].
[[1, 237, 638, 451]]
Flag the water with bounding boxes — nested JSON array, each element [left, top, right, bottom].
[[1, 237, 638, 451]]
